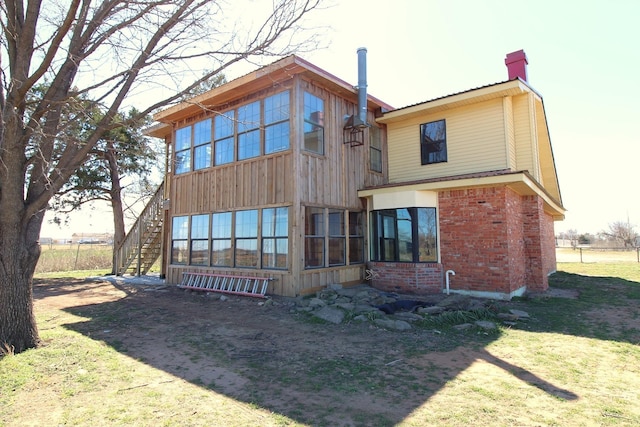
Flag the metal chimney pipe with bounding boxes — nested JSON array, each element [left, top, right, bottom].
[[357, 47, 368, 127]]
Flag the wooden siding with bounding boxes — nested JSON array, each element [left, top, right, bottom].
[[170, 152, 293, 214], [163, 74, 386, 297], [298, 79, 386, 208], [386, 98, 507, 183]]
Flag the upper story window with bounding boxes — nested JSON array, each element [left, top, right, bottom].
[[175, 90, 290, 174], [370, 125, 383, 173], [420, 119, 447, 165], [175, 127, 191, 174], [303, 92, 324, 154]]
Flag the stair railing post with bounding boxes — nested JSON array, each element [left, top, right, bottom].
[[136, 214, 142, 276]]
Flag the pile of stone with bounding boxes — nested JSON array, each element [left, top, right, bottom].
[[286, 284, 530, 331]]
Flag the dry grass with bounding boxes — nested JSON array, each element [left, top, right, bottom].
[[2, 259, 639, 426]]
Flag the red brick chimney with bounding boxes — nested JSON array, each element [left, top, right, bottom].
[[505, 50, 528, 82]]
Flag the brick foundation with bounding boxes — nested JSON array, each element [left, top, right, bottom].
[[367, 261, 443, 294]]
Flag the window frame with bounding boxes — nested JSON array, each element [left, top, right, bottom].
[[261, 207, 289, 270], [369, 125, 383, 173], [303, 91, 325, 155], [420, 119, 447, 165], [371, 207, 438, 263]]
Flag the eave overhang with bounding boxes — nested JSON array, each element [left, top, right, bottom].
[[358, 170, 566, 220], [152, 55, 393, 125]]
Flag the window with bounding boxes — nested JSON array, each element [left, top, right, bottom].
[[211, 212, 232, 266], [370, 126, 383, 172], [328, 210, 345, 266], [190, 214, 209, 265], [238, 101, 261, 160], [371, 208, 438, 262], [214, 112, 235, 166], [262, 207, 289, 269], [175, 127, 191, 174], [265, 91, 290, 154], [349, 211, 365, 264], [235, 209, 258, 267], [171, 216, 189, 264], [305, 207, 325, 268], [303, 92, 324, 154], [193, 119, 212, 170], [420, 119, 447, 165]]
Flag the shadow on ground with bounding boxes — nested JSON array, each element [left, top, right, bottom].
[[32, 270, 639, 426]]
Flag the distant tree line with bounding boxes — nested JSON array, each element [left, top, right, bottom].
[[557, 220, 639, 249]]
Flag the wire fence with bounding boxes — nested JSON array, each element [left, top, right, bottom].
[[556, 247, 640, 263]]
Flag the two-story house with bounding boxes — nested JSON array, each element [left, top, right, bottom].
[[131, 49, 564, 300]]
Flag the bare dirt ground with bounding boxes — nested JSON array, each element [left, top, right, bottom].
[[30, 275, 640, 426], [32, 278, 491, 425]]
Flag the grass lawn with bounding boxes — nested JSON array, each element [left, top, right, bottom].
[[2, 262, 639, 426]]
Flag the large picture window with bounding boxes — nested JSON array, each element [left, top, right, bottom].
[[371, 208, 437, 262], [305, 207, 325, 268], [190, 214, 209, 265], [304, 208, 364, 269], [171, 216, 189, 264], [235, 209, 259, 268], [262, 207, 289, 269], [303, 92, 324, 154], [211, 212, 232, 266], [265, 91, 290, 154], [420, 119, 447, 165], [175, 90, 290, 173]]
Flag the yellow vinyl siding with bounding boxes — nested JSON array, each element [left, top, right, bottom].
[[503, 96, 516, 170], [512, 93, 541, 180], [387, 98, 507, 183]]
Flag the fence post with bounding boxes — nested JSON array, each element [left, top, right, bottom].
[[579, 247, 583, 263]]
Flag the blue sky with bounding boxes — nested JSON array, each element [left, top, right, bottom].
[[41, 0, 639, 238], [303, 0, 640, 234]]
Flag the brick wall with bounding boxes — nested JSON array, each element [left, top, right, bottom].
[[439, 187, 512, 293], [367, 185, 557, 298], [367, 261, 443, 294]]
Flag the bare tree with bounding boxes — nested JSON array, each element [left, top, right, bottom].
[[0, 0, 323, 354], [601, 220, 638, 248]]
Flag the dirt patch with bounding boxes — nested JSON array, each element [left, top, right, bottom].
[[29, 277, 640, 426]]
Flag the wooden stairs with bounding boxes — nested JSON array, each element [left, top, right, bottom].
[[115, 181, 165, 276]]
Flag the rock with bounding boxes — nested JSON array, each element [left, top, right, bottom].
[[509, 309, 530, 319], [219, 294, 229, 301], [374, 318, 412, 331], [393, 312, 424, 322], [497, 312, 519, 321], [334, 302, 355, 311], [418, 306, 446, 315], [453, 323, 473, 331], [475, 320, 497, 330], [437, 294, 473, 310], [313, 306, 345, 324], [352, 314, 368, 322], [328, 283, 343, 290], [308, 298, 326, 308]]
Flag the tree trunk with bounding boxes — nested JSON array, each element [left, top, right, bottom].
[[106, 141, 126, 275], [0, 214, 42, 353]]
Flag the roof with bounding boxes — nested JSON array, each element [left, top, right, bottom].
[[153, 55, 394, 125], [377, 78, 541, 123]]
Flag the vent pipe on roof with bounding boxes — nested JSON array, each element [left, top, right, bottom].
[[505, 49, 528, 82], [355, 47, 369, 128]]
